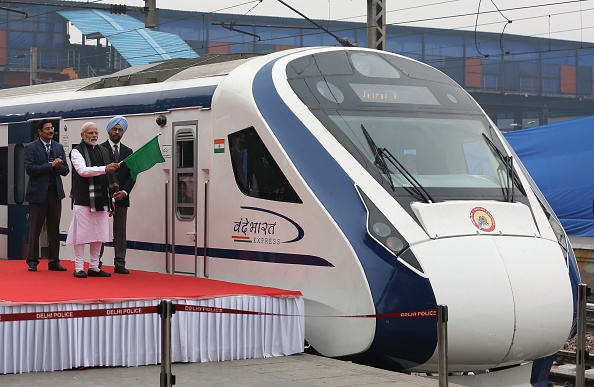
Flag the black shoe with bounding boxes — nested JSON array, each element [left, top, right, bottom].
[[88, 269, 111, 277], [73, 270, 87, 278], [114, 266, 129, 274], [48, 263, 67, 271], [28, 263, 37, 272]]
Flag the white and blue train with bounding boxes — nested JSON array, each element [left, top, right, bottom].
[[0, 47, 579, 385]]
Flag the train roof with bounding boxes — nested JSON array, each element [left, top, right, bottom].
[[0, 53, 260, 102], [0, 54, 263, 122]]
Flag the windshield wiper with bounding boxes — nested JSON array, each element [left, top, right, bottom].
[[379, 148, 434, 203], [481, 132, 525, 202], [360, 124, 433, 203], [361, 124, 395, 190]]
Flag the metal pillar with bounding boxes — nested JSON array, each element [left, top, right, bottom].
[[540, 104, 549, 125], [512, 111, 523, 129], [437, 305, 448, 387], [29, 47, 37, 85], [159, 300, 176, 386], [367, 0, 386, 50], [145, 0, 156, 28], [576, 284, 589, 387]]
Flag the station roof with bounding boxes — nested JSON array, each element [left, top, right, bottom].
[[58, 9, 198, 66]]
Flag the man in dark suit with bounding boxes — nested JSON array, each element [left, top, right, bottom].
[[24, 119, 70, 271], [100, 116, 134, 274]]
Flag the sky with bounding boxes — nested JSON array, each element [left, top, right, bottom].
[[103, 0, 594, 43]]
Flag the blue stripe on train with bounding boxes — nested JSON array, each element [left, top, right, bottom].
[[58, 234, 333, 267], [0, 85, 217, 123], [251, 53, 437, 367]]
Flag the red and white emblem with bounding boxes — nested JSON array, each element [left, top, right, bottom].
[[470, 207, 495, 232]]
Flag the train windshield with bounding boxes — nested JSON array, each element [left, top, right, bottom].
[[287, 49, 525, 202], [328, 112, 508, 189]]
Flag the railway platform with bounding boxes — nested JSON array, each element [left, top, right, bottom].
[[1, 353, 464, 387]]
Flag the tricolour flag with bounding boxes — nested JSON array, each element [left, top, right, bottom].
[[122, 135, 165, 182], [214, 139, 225, 153]]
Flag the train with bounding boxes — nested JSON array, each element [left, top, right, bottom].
[[0, 47, 579, 386]]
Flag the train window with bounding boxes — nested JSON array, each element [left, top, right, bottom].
[[175, 129, 195, 220], [286, 50, 524, 202], [287, 50, 353, 77], [316, 81, 344, 103], [326, 112, 512, 192], [177, 174, 194, 217], [351, 52, 401, 79], [176, 138, 194, 169], [228, 127, 301, 203]]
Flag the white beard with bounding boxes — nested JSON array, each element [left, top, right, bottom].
[[84, 138, 98, 146]]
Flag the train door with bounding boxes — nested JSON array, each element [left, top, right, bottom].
[[169, 121, 202, 276], [7, 120, 60, 260]]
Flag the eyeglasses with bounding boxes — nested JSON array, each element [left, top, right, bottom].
[[85, 131, 99, 135], [111, 127, 124, 132]]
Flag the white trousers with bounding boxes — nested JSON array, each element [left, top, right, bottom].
[[73, 242, 102, 271]]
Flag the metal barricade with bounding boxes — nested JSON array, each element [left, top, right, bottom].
[[158, 300, 176, 387], [438, 304, 449, 387]]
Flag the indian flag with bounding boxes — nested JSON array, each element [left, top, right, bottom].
[[214, 139, 225, 153]]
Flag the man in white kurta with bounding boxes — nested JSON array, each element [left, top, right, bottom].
[[66, 122, 120, 278]]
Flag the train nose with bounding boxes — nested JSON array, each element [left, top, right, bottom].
[[411, 235, 574, 371]]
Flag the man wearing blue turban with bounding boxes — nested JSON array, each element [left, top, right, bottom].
[[100, 115, 134, 274]]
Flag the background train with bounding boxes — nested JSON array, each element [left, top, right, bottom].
[[0, 47, 580, 386]]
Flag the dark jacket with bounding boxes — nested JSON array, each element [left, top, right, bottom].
[[70, 141, 118, 211], [100, 140, 134, 208], [24, 138, 69, 203]]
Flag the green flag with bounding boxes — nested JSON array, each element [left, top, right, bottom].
[[122, 135, 165, 182]]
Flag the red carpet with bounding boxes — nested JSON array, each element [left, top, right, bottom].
[[0, 260, 301, 305]]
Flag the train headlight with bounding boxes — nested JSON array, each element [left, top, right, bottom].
[[357, 185, 425, 274], [357, 187, 409, 256], [386, 236, 405, 252], [372, 222, 391, 238]]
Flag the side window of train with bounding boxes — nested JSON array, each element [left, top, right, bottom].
[[175, 129, 195, 220], [228, 127, 302, 203]]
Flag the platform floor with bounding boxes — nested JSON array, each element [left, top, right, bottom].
[[0, 353, 464, 387]]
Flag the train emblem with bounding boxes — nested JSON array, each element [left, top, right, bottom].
[[470, 207, 496, 232]]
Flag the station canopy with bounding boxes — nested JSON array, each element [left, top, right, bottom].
[[58, 9, 198, 66]]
